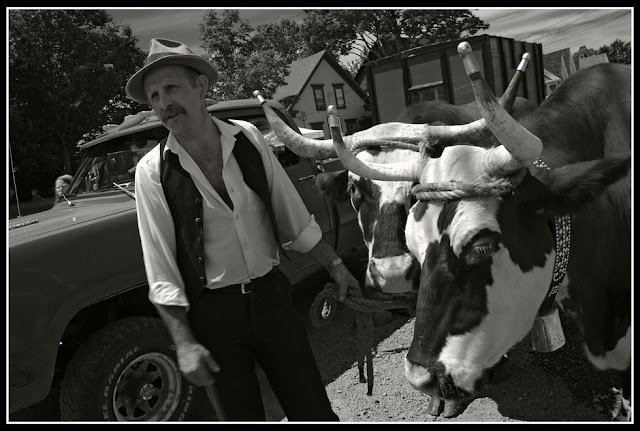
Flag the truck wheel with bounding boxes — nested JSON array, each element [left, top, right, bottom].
[[59, 317, 213, 421]]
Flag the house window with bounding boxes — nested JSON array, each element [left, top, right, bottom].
[[344, 119, 357, 135], [312, 85, 326, 111], [333, 84, 346, 109]]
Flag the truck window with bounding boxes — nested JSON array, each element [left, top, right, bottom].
[[68, 113, 302, 196]]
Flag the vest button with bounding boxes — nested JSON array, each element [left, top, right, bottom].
[[195, 197, 202, 204], [200, 277, 206, 285], [198, 256, 203, 263], [195, 217, 201, 223]]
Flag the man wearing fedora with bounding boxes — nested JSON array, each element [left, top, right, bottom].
[[127, 38, 359, 421]]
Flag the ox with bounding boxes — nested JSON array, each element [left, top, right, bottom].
[[254, 53, 535, 297], [328, 42, 631, 420]]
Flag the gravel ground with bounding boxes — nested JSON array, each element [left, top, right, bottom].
[[294, 296, 624, 422], [10, 250, 625, 423]]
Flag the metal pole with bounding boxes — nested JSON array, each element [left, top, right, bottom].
[[9, 143, 21, 218]]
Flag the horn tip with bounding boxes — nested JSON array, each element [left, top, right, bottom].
[[327, 105, 337, 115], [457, 41, 472, 55], [522, 53, 532, 61], [253, 90, 266, 104]]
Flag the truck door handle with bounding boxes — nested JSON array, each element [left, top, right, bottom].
[[298, 175, 316, 182]]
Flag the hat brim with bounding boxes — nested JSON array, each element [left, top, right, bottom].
[[125, 54, 218, 105]]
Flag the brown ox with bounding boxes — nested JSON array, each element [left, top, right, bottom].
[[328, 42, 631, 420]]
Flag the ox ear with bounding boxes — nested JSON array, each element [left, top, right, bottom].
[[519, 156, 630, 212], [315, 170, 350, 204]]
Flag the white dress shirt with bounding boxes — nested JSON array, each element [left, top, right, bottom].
[[134, 116, 322, 310]]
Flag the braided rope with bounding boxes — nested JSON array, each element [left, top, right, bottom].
[[412, 169, 526, 202], [310, 283, 416, 395]]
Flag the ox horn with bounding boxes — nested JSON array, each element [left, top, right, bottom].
[[458, 42, 542, 175], [327, 106, 424, 181], [498, 52, 531, 112], [253, 90, 337, 159], [254, 91, 503, 161]]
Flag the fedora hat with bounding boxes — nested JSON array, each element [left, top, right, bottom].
[[125, 38, 218, 104]]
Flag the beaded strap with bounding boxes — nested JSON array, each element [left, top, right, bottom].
[[533, 159, 571, 303]]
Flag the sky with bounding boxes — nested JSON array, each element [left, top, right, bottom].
[[106, 7, 633, 59]]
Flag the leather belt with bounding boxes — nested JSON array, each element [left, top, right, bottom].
[[208, 268, 276, 294]]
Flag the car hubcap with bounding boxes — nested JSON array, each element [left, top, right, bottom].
[[112, 352, 182, 421]]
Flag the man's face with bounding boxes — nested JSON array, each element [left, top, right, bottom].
[[55, 181, 66, 197], [143, 65, 205, 135]]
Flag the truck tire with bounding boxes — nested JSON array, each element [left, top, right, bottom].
[[59, 316, 213, 421]]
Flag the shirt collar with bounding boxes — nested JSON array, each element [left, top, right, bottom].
[[162, 115, 242, 157]]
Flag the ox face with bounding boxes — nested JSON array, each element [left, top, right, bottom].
[[317, 147, 420, 294], [403, 191, 556, 399]]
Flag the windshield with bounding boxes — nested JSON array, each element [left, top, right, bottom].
[[67, 113, 300, 197], [68, 127, 166, 196]]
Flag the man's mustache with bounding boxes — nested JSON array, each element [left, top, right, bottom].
[[162, 105, 187, 121]]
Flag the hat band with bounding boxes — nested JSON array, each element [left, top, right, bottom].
[[145, 51, 181, 66]]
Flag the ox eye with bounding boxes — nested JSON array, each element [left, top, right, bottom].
[[467, 237, 499, 264]]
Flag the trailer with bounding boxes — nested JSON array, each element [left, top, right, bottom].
[[364, 34, 545, 124]]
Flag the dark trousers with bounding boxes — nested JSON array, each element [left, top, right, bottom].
[[188, 270, 338, 421]]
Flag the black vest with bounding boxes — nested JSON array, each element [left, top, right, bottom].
[[159, 129, 286, 306]]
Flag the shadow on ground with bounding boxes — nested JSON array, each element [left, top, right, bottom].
[[478, 309, 622, 422]]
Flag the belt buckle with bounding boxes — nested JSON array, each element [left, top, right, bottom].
[[240, 283, 251, 294]]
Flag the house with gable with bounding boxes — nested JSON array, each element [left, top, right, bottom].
[[271, 50, 370, 138]]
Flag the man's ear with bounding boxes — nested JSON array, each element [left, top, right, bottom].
[[197, 74, 209, 96]]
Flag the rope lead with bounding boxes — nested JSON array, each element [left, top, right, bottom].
[[309, 283, 416, 395]]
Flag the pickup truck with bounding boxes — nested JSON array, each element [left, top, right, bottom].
[[8, 99, 364, 421]]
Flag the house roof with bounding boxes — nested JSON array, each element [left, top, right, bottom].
[[272, 50, 368, 108], [543, 48, 575, 80]]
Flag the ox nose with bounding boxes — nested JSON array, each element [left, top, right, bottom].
[[368, 254, 417, 293], [403, 355, 442, 396]]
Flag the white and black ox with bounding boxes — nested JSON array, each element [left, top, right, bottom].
[[254, 54, 535, 299], [325, 42, 631, 420]]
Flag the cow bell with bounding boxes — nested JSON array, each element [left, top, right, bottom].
[[531, 303, 565, 353]]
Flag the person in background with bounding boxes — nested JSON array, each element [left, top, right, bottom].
[[127, 38, 360, 421], [53, 174, 73, 204]]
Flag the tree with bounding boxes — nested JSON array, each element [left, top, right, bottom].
[[253, 19, 311, 64], [199, 10, 295, 101], [9, 9, 145, 200], [300, 9, 490, 76], [598, 39, 631, 64]]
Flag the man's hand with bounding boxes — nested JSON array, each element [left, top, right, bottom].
[[327, 262, 360, 302], [176, 342, 221, 386]]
